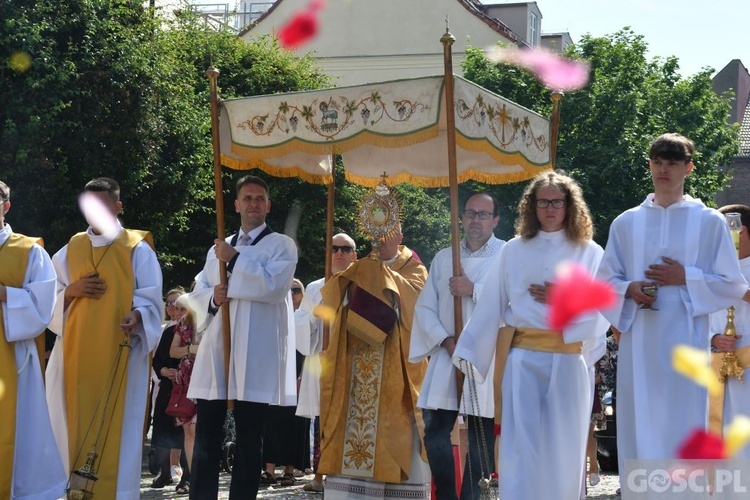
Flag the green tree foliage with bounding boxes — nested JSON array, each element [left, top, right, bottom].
[[462, 29, 739, 244], [1, 0, 329, 288]]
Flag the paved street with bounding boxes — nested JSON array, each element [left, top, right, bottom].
[[139, 459, 623, 498]]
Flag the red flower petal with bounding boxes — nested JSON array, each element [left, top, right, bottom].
[[677, 429, 727, 459], [277, 0, 325, 49], [547, 261, 615, 330]]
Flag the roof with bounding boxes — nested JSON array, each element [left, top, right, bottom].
[[240, 0, 518, 43], [740, 96, 750, 155]]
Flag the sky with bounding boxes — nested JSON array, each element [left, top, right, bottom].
[[535, 0, 749, 77]]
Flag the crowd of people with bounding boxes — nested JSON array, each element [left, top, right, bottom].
[[1, 132, 749, 500]]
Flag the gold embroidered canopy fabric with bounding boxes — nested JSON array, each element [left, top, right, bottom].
[[219, 75, 551, 187]]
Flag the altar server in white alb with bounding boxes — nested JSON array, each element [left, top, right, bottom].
[[597, 133, 748, 470], [709, 204, 750, 457], [188, 175, 297, 499], [46, 177, 163, 500], [454, 172, 608, 499], [0, 180, 66, 500], [410, 192, 504, 500]]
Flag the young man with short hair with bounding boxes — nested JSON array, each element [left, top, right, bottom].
[[597, 134, 748, 470], [47, 177, 163, 499]]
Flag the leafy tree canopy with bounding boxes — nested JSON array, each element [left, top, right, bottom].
[[462, 28, 739, 244]]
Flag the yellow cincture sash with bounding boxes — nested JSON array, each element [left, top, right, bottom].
[[708, 347, 750, 436], [64, 229, 152, 498], [493, 326, 582, 426], [0, 233, 39, 498]]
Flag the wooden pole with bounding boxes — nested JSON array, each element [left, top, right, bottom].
[[440, 28, 464, 399], [207, 65, 232, 398], [549, 91, 564, 168], [322, 155, 335, 351]]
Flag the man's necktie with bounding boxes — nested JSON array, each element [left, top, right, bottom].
[[238, 233, 251, 246]]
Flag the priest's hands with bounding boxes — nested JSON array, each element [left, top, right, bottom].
[[528, 281, 552, 304], [625, 281, 657, 307], [441, 336, 456, 356], [120, 309, 141, 337], [214, 238, 239, 263], [213, 284, 229, 306], [645, 257, 686, 286], [66, 272, 107, 300], [449, 273, 474, 297], [711, 333, 743, 353]]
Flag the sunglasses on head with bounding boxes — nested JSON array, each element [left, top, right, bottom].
[[332, 245, 354, 254], [291, 287, 303, 295]]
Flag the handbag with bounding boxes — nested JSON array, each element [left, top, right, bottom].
[[165, 383, 197, 419]]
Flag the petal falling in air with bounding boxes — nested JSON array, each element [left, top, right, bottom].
[[278, 0, 326, 49], [725, 415, 750, 457], [547, 261, 615, 330], [677, 429, 726, 459], [485, 46, 589, 92], [672, 345, 723, 397]]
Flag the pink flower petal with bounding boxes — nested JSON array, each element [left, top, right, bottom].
[[547, 261, 615, 330], [486, 46, 589, 92], [278, 0, 325, 49]]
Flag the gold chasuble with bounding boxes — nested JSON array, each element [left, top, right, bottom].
[[319, 246, 427, 484], [0, 234, 39, 499], [64, 229, 153, 498]]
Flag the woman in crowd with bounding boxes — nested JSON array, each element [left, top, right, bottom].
[[261, 279, 311, 486], [150, 287, 187, 488], [170, 295, 201, 495], [454, 171, 609, 499]]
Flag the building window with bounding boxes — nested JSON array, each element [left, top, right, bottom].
[[530, 12, 537, 47]]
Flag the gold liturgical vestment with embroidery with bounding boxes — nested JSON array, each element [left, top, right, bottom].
[[64, 229, 152, 498], [319, 247, 427, 484], [0, 234, 40, 498]]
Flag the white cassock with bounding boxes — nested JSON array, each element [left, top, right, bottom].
[[411, 237, 504, 417], [454, 230, 608, 500], [295, 277, 324, 418], [710, 256, 750, 458], [597, 195, 748, 470], [188, 227, 297, 405], [46, 223, 163, 500], [1, 225, 67, 500]]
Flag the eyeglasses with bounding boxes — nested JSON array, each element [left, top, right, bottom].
[[462, 210, 494, 220], [165, 299, 177, 306], [535, 199, 566, 209], [291, 287, 303, 295], [332, 245, 355, 254]]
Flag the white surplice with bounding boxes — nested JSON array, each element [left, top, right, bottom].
[[410, 236, 504, 417], [597, 195, 748, 469], [46, 223, 163, 500], [454, 230, 608, 500], [710, 257, 750, 458], [1, 225, 66, 500], [187, 227, 297, 405], [295, 277, 324, 418]]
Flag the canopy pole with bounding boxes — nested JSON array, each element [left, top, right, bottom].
[[207, 65, 232, 400], [441, 27, 464, 401], [549, 91, 564, 167], [322, 154, 335, 351]]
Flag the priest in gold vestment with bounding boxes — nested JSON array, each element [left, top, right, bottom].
[[0, 180, 66, 500], [319, 216, 430, 499], [46, 178, 163, 500]]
